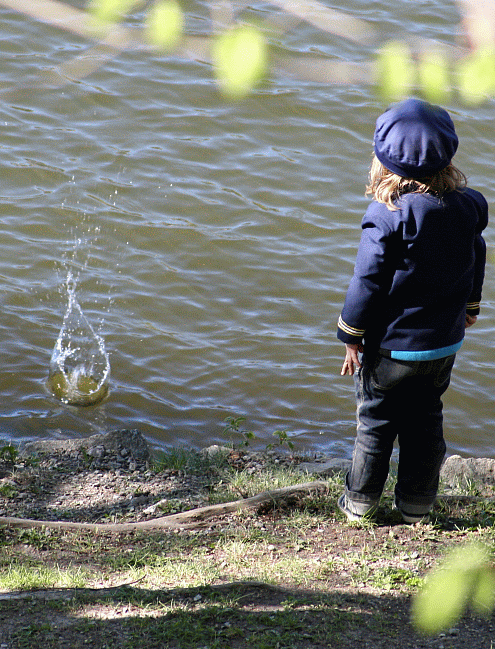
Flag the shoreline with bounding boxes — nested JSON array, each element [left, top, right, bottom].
[[2, 429, 495, 647], [0, 429, 493, 529]]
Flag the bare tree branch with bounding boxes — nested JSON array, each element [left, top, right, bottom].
[[2, 0, 91, 38], [269, 0, 374, 43]]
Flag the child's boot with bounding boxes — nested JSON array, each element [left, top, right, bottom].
[[338, 493, 377, 521]]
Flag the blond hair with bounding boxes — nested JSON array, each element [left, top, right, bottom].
[[366, 155, 467, 210]]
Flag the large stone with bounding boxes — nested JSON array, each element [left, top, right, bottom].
[[21, 429, 151, 463], [296, 458, 352, 476], [440, 455, 495, 487]]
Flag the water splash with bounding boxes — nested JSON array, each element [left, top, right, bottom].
[[47, 272, 110, 406]]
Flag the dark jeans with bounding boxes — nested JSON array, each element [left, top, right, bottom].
[[346, 350, 456, 516]]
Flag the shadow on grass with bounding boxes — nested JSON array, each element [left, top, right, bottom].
[[1, 580, 495, 649], [2, 451, 495, 648]]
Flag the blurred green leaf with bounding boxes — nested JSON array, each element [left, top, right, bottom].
[[457, 48, 495, 105], [89, 0, 139, 24], [375, 41, 415, 102], [418, 51, 450, 104], [413, 567, 473, 636], [412, 543, 494, 636], [212, 25, 268, 99], [472, 565, 495, 615], [146, 0, 183, 50]]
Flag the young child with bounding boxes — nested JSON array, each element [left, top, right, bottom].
[[337, 98, 488, 523]]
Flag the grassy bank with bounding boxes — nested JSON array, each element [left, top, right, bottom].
[[1, 447, 495, 648]]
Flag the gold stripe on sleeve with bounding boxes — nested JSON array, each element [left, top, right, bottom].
[[338, 316, 365, 337]]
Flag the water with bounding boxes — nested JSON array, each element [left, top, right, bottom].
[[0, 0, 493, 457], [47, 270, 110, 406]]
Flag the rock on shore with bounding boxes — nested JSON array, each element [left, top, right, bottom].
[[440, 455, 495, 488], [21, 429, 151, 473], [0, 429, 491, 528], [18, 430, 495, 488]]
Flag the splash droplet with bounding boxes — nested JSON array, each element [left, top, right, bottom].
[[48, 274, 110, 406]]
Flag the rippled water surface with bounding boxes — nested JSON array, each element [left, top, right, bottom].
[[0, 0, 494, 456]]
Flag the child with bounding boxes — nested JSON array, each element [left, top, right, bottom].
[[337, 98, 488, 523]]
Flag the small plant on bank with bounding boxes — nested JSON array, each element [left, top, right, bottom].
[[223, 416, 295, 453], [223, 416, 255, 448], [0, 482, 17, 498], [153, 447, 201, 471], [152, 447, 230, 475], [0, 444, 38, 468], [266, 429, 295, 452], [78, 446, 92, 468], [0, 444, 18, 463]]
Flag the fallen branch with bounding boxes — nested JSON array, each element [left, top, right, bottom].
[[0, 481, 328, 533]]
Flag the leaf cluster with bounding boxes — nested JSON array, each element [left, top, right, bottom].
[[90, 0, 267, 99], [223, 416, 294, 452], [378, 42, 495, 106], [89, 0, 495, 104], [412, 542, 495, 635]]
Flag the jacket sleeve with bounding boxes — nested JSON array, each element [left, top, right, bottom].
[[466, 195, 488, 316], [337, 206, 396, 344]]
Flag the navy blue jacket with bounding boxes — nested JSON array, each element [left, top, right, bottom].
[[337, 188, 488, 353]]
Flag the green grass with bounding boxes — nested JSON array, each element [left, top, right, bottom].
[[3, 448, 495, 647], [152, 447, 227, 473], [7, 599, 353, 649], [0, 561, 89, 591], [209, 464, 319, 503], [0, 482, 17, 497]]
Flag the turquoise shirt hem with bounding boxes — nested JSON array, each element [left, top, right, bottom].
[[390, 341, 463, 361]]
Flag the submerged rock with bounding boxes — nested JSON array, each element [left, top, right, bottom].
[[21, 429, 151, 468]]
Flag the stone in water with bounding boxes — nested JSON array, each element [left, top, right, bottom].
[[48, 281, 110, 406], [48, 367, 108, 407]]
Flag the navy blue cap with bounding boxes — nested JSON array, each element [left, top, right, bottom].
[[373, 98, 458, 179]]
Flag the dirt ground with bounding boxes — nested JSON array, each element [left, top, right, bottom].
[[1, 445, 495, 648]]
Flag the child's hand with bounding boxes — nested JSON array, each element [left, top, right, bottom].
[[341, 343, 363, 376], [465, 314, 477, 328]]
